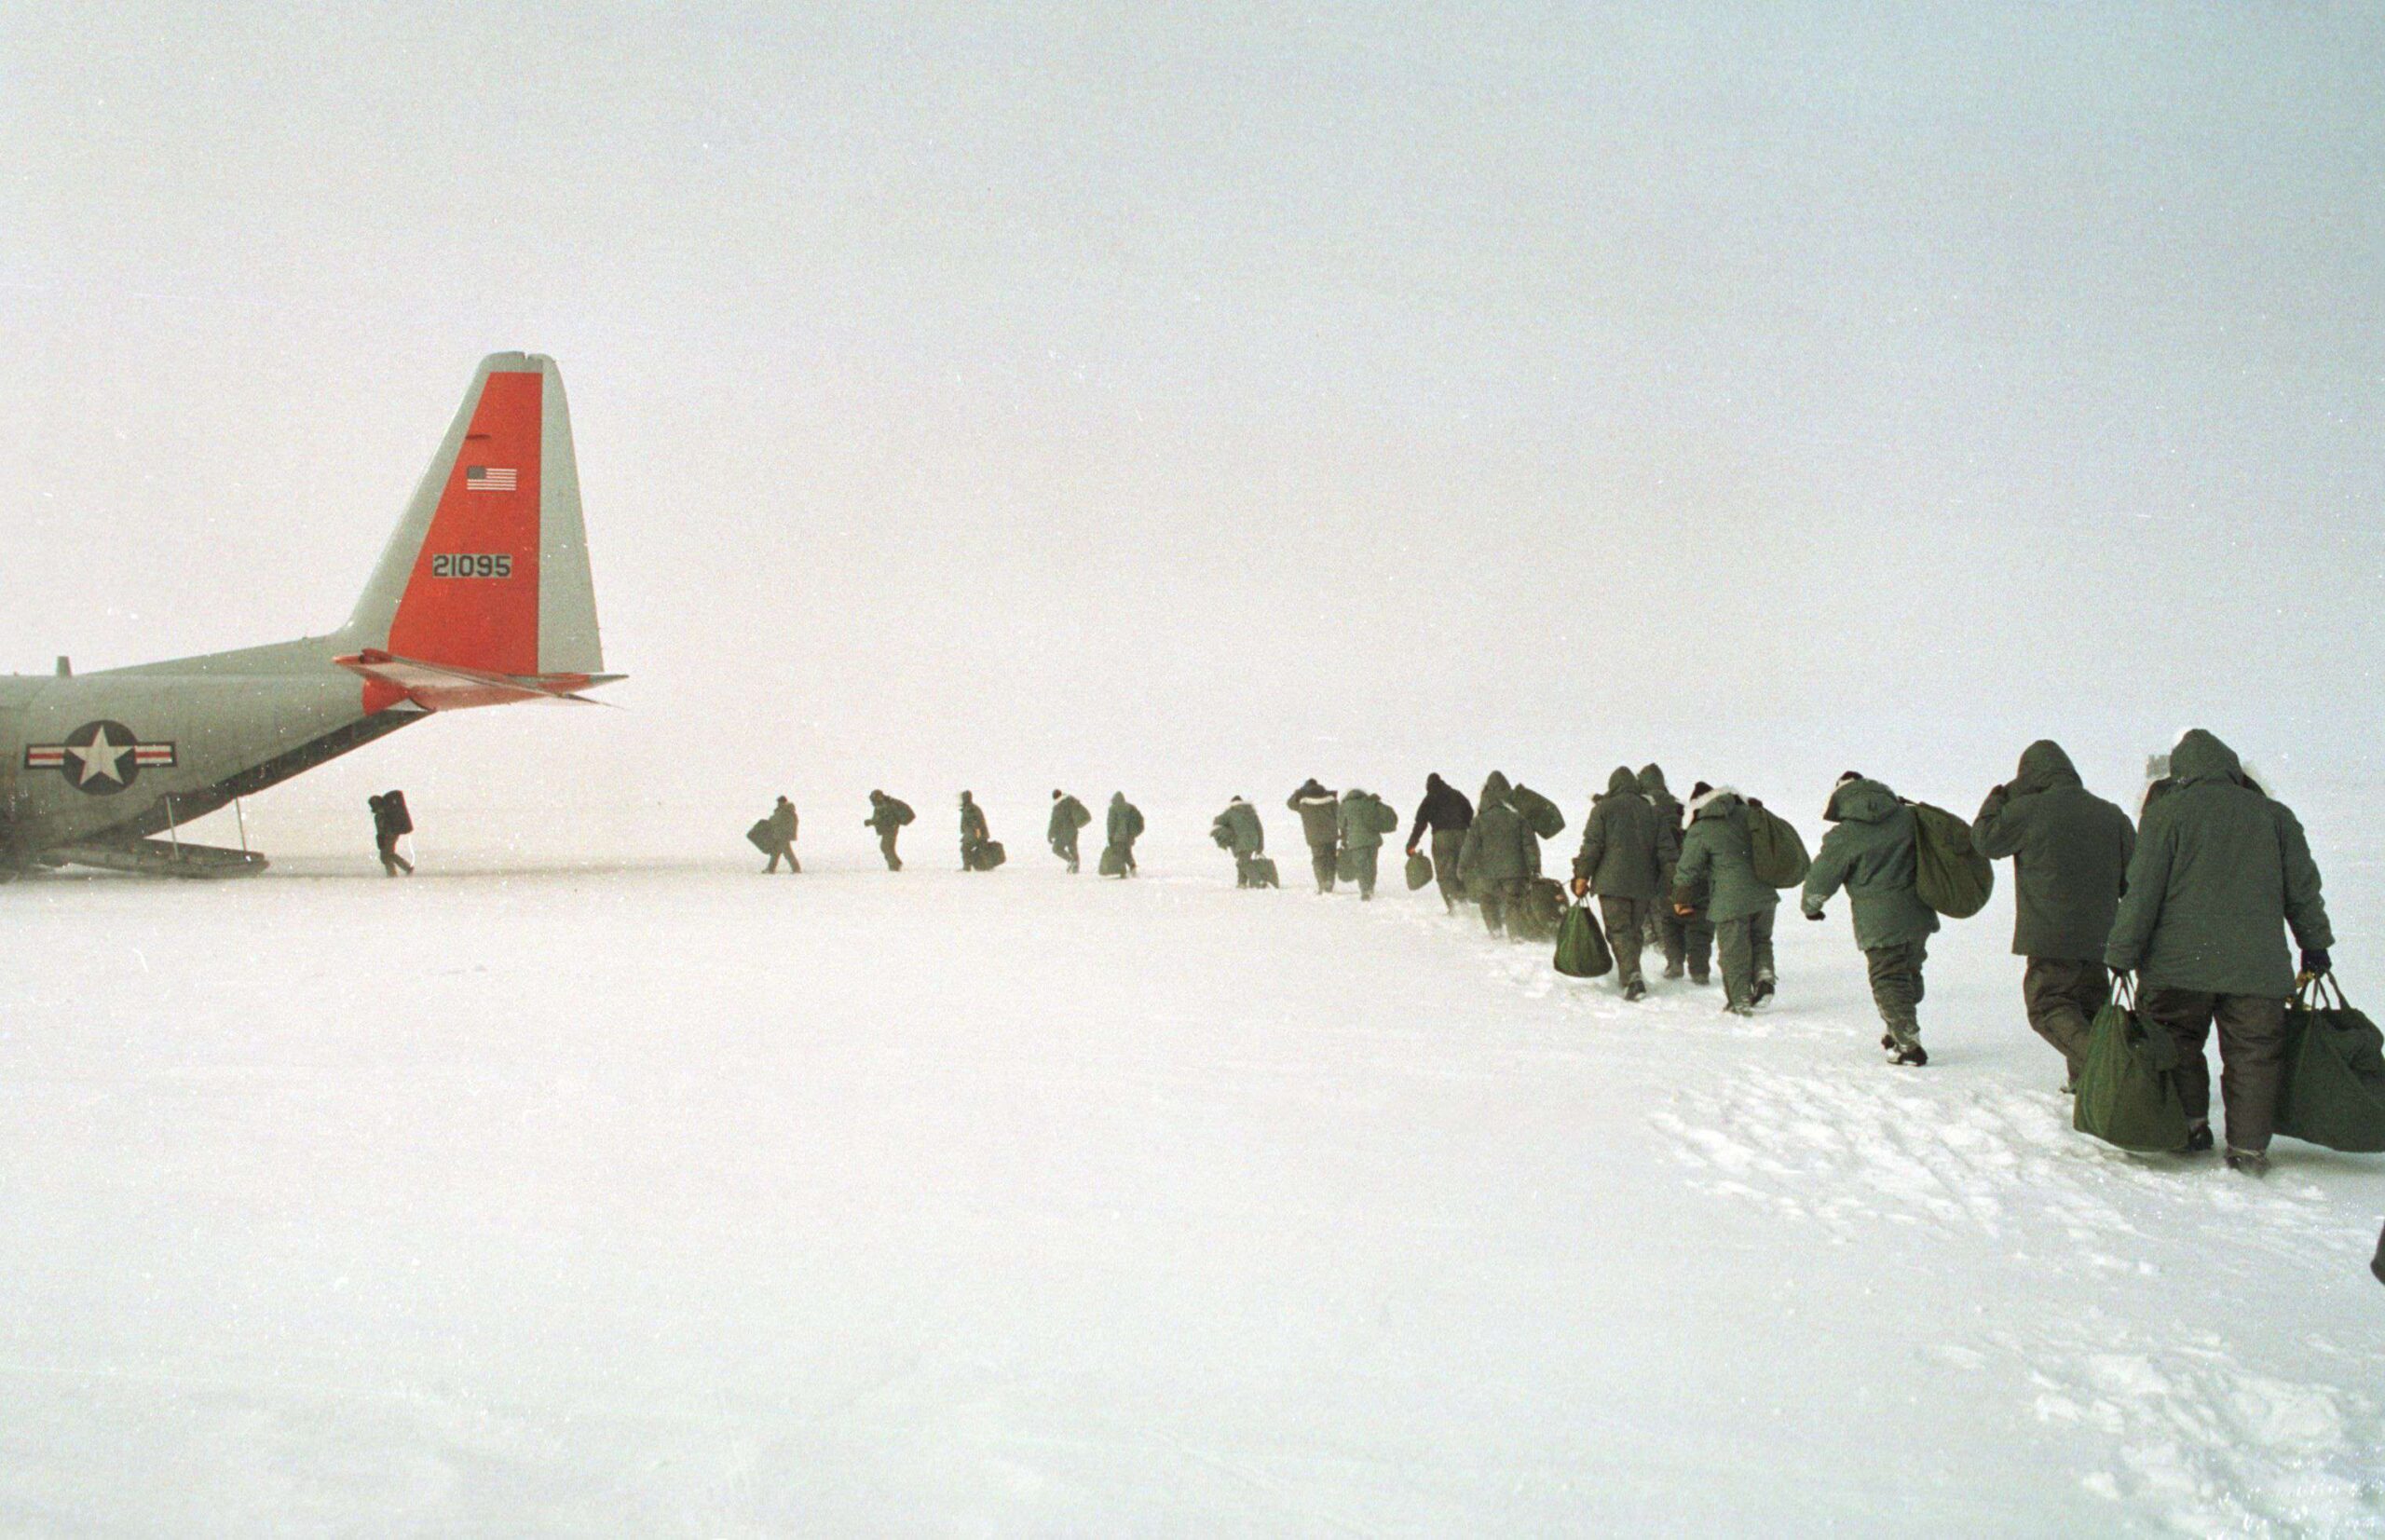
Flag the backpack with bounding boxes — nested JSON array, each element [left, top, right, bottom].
[[1552, 900, 1614, 978], [382, 790, 413, 836], [1370, 800, 1399, 837], [1909, 801, 1993, 919], [2073, 980, 2189, 1153], [1510, 784, 1566, 841], [2276, 975, 2385, 1153], [1745, 798, 1810, 889], [1124, 805, 1145, 840]]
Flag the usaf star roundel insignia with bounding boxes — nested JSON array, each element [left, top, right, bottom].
[[21, 720, 176, 795]]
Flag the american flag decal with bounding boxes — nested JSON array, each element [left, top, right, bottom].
[[465, 465, 518, 492]]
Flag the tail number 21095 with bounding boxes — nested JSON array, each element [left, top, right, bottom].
[[431, 553, 513, 579]]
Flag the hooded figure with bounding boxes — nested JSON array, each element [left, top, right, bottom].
[[2105, 729, 2334, 1169], [1048, 790, 1092, 873], [1213, 797, 1267, 886], [1288, 779, 1342, 893], [1804, 776, 1938, 1064], [1639, 766, 1685, 949], [760, 795, 800, 874], [1972, 741, 2136, 1086], [1104, 792, 1145, 877], [1336, 787, 1397, 900], [1458, 771, 1533, 936], [1673, 786, 1778, 1013], [865, 790, 914, 870], [1408, 773, 1476, 913], [958, 791, 991, 871], [1571, 767, 1666, 999], [369, 792, 414, 878]]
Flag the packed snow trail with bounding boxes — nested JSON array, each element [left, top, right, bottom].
[[1, 825, 2378, 1534]]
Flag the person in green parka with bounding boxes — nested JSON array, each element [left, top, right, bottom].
[[1673, 786, 1779, 1015], [1337, 787, 1398, 901], [2104, 729, 2335, 1172], [1570, 766, 1666, 1001], [1971, 741, 2136, 1089], [865, 790, 914, 871], [1639, 766, 1688, 968], [958, 791, 992, 871], [1048, 789, 1092, 873], [1288, 779, 1342, 893], [1803, 772, 1939, 1065], [1213, 797, 1267, 886], [1459, 771, 1533, 936], [1104, 792, 1145, 878], [758, 795, 800, 874]]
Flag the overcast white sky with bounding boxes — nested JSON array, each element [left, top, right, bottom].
[[4, 3, 2379, 822]]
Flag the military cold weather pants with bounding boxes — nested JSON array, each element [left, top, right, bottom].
[[1716, 908, 1777, 1010], [1430, 828, 1468, 912], [1865, 939, 1928, 1049], [2141, 988, 2289, 1154], [878, 830, 903, 871], [765, 841, 799, 874], [1476, 878, 1521, 935], [1599, 896, 1647, 988], [1309, 842, 1337, 894], [1054, 834, 1079, 873], [1348, 846, 1380, 900], [2022, 959, 2108, 1087], [1659, 907, 1714, 981]]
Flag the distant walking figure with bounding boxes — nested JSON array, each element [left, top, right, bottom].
[[865, 790, 915, 871], [753, 795, 800, 873], [369, 790, 414, 878]]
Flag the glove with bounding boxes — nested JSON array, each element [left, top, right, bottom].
[[2301, 947, 2332, 977], [1805, 906, 1826, 922]]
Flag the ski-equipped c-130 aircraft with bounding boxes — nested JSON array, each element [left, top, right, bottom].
[[0, 352, 618, 878]]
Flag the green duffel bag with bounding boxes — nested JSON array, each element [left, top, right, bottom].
[[1404, 851, 1434, 892], [1746, 798, 1811, 888], [1247, 855, 1280, 889], [2276, 975, 2385, 1153], [1098, 842, 1127, 877], [1508, 878, 1567, 942], [1553, 900, 1614, 978], [1337, 846, 1362, 883], [1910, 800, 1993, 919], [2073, 977, 2190, 1154], [973, 839, 1006, 871], [745, 819, 776, 855], [1510, 784, 1567, 841]]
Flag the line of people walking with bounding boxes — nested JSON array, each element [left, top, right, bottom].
[[743, 729, 2344, 1176]]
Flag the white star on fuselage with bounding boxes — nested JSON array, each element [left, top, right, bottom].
[[70, 727, 131, 785]]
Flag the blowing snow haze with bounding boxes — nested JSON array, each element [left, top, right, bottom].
[[4, 4, 2380, 810]]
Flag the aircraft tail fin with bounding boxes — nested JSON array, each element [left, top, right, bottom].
[[344, 353, 606, 679]]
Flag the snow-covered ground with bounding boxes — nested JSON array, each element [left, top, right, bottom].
[[4, 810, 2380, 1534]]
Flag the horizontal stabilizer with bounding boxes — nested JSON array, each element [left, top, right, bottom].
[[335, 648, 621, 713]]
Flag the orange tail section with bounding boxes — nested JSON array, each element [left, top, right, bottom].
[[340, 354, 612, 713]]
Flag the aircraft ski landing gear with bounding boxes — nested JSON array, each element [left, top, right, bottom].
[[48, 839, 268, 879]]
